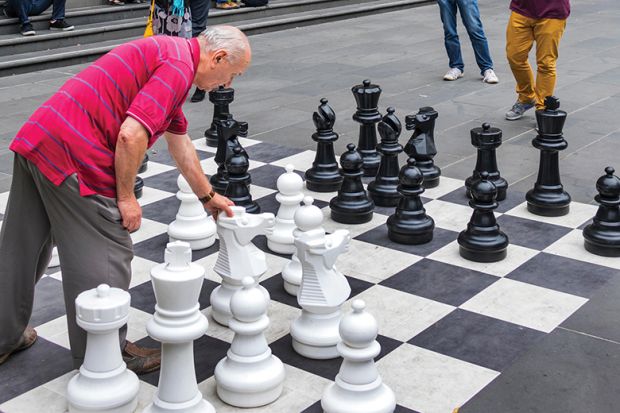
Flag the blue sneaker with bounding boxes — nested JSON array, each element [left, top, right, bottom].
[[506, 100, 535, 120]]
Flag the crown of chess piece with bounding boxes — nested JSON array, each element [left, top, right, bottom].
[[458, 171, 509, 262], [465, 122, 508, 201], [387, 158, 435, 244], [210, 114, 249, 195], [214, 277, 286, 407], [305, 98, 344, 192], [330, 143, 375, 224], [144, 241, 215, 413], [225, 145, 260, 214], [526, 96, 571, 216], [210, 206, 275, 326], [134, 176, 144, 199], [367, 107, 403, 207], [583, 166, 620, 257], [168, 174, 217, 250], [321, 299, 396, 413], [404, 106, 441, 188], [352, 79, 382, 177], [138, 153, 149, 174], [67, 284, 139, 413], [204, 85, 235, 147], [268, 164, 305, 254], [291, 196, 352, 359]]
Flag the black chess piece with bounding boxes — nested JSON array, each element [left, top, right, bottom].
[[204, 86, 235, 147], [138, 154, 149, 174], [583, 166, 620, 257], [367, 107, 403, 207], [305, 98, 343, 192], [404, 107, 441, 188], [458, 171, 509, 262], [465, 123, 508, 201], [352, 79, 382, 177], [526, 96, 571, 216], [225, 146, 260, 214], [210, 115, 248, 195], [387, 158, 435, 244], [330, 143, 374, 224], [134, 176, 144, 199]]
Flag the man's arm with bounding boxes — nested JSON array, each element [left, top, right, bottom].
[[164, 131, 234, 219], [115, 117, 149, 232]]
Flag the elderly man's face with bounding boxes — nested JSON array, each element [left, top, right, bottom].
[[195, 48, 251, 91]]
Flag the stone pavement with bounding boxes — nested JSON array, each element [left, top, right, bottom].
[[0, 0, 619, 410]]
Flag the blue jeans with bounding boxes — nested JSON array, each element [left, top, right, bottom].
[[437, 0, 493, 74], [190, 0, 210, 37], [6, 0, 66, 24]]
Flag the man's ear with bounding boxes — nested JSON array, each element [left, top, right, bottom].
[[212, 49, 229, 65]]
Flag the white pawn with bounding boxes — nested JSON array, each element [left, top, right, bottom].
[[268, 164, 304, 254], [168, 174, 216, 250], [210, 206, 275, 326], [49, 246, 60, 268], [67, 284, 139, 413], [290, 197, 351, 359], [144, 241, 215, 413], [322, 300, 396, 413], [215, 277, 285, 407]]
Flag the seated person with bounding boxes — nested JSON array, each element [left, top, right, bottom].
[[5, 0, 74, 36]]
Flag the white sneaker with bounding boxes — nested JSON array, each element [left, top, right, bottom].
[[443, 68, 463, 81], [482, 69, 499, 84]]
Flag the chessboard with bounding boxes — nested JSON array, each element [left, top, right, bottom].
[[1, 136, 619, 413]]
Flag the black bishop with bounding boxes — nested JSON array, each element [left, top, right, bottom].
[[368, 107, 403, 207]]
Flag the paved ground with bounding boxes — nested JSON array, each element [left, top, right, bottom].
[[0, 0, 619, 411]]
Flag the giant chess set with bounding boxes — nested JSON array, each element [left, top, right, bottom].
[[1, 80, 619, 413]]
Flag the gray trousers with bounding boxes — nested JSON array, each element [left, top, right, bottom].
[[0, 154, 133, 367]]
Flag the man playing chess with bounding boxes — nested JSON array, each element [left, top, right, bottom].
[[0, 25, 249, 373]]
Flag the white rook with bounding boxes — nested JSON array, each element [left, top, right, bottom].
[[144, 241, 215, 413], [67, 284, 139, 413]]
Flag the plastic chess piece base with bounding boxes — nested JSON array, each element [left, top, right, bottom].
[[305, 179, 343, 193], [67, 366, 139, 413], [458, 244, 507, 263], [210, 284, 270, 326], [267, 238, 296, 254], [322, 378, 396, 413], [169, 235, 215, 251], [419, 165, 441, 189], [282, 255, 302, 296], [239, 201, 261, 214], [330, 208, 373, 225], [526, 189, 571, 217], [291, 310, 341, 359], [421, 176, 440, 189], [215, 349, 285, 407], [584, 240, 620, 257], [143, 394, 215, 413], [134, 177, 144, 199], [387, 227, 433, 245], [367, 190, 400, 208], [205, 136, 218, 148]]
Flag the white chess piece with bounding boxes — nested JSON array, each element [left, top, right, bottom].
[[168, 174, 216, 250], [281, 253, 302, 296], [48, 246, 60, 268], [268, 164, 304, 254], [144, 241, 215, 413], [210, 206, 275, 326], [67, 284, 139, 413], [215, 277, 285, 407], [322, 300, 396, 413], [290, 196, 351, 359]]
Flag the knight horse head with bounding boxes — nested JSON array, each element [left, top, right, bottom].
[[404, 112, 435, 157]]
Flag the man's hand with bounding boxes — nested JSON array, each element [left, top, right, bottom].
[[118, 196, 142, 232], [204, 193, 235, 221]]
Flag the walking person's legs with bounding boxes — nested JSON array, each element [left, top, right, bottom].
[[437, 0, 464, 80], [533, 18, 567, 109], [457, 0, 496, 82], [506, 11, 537, 119]]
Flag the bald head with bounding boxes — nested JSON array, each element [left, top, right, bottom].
[[198, 25, 251, 66]]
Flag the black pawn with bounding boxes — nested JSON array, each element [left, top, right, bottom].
[[225, 146, 260, 214], [330, 143, 374, 224], [404, 107, 441, 188], [465, 123, 508, 201], [367, 107, 403, 207], [526, 96, 571, 216], [583, 166, 620, 257], [458, 171, 509, 262], [305, 98, 343, 192], [204, 86, 235, 147], [134, 176, 144, 199], [138, 154, 149, 174], [387, 158, 435, 244], [352, 79, 382, 177], [210, 115, 248, 195]]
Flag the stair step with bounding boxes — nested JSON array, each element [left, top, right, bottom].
[[0, 0, 434, 76]]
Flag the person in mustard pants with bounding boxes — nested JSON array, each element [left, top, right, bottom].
[[505, 0, 570, 120]]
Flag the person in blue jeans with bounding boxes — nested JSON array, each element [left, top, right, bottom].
[[6, 0, 74, 36], [437, 0, 498, 83], [189, 0, 211, 102]]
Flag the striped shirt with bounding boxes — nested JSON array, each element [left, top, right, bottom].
[[10, 36, 201, 198]]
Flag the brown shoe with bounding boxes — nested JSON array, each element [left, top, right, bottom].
[[122, 341, 161, 375], [0, 326, 38, 365]]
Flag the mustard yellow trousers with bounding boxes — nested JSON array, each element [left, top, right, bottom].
[[506, 11, 567, 109]]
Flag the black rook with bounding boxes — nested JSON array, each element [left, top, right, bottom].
[[204, 86, 235, 147], [352, 79, 382, 177], [583, 166, 620, 257], [465, 123, 508, 201]]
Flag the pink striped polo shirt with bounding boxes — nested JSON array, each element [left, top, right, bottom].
[[10, 36, 201, 198]]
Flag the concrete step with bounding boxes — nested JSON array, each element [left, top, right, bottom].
[[0, 0, 434, 77]]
